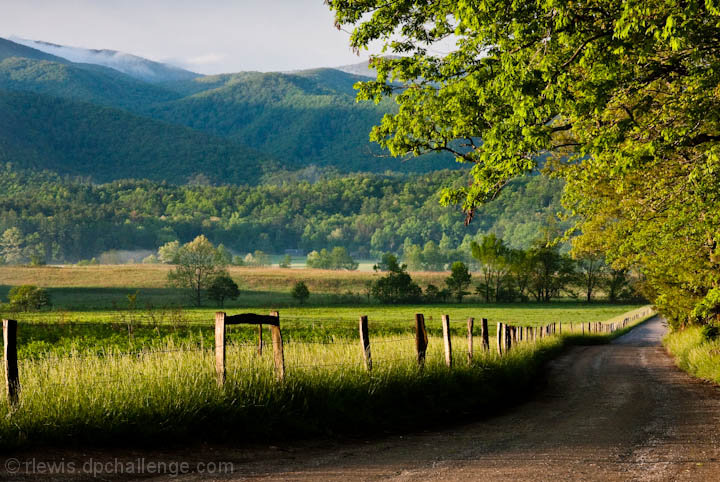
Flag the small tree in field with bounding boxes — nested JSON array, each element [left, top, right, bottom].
[[167, 235, 226, 307], [291, 281, 310, 304], [445, 261, 472, 303], [208, 274, 240, 308], [371, 254, 422, 303], [8, 285, 51, 312]]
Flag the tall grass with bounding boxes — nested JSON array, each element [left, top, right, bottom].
[[0, 334, 563, 449], [664, 326, 720, 384], [0, 307, 653, 449]]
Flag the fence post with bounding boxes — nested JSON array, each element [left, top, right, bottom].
[[269, 311, 284, 380], [415, 313, 428, 367], [359, 315, 372, 371], [505, 324, 512, 352], [442, 315, 453, 368], [497, 322, 504, 356], [214, 312, 226, 386], [467, 317, 474, 362], [559, 322, 562, 334], [481, 318, 489, 350], [3, 319, 19, 407]]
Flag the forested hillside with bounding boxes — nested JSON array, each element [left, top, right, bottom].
[[0, 165, 565, 263], [0, 37, 453, 177], [0, 90, 271, 184]]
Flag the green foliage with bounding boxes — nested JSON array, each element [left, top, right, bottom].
[[207, 274, 240, 308], [306, 247, 358, 270], [167, 235, 227, 307], [701, 324, 720, 342], [328, 0, 720, 327], [157, 241, 181, 264], [8, 285, 51, 312], [371, 254, 422, 303], [0, 227, 24, 265], [291, 281, 310, 304], [445, 261, 472, 303], [0, 165, 565, 263]]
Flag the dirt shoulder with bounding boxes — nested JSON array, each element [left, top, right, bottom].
[[4, 317, 720, 481]]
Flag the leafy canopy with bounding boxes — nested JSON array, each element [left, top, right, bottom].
[[329, 0, 720, 326]]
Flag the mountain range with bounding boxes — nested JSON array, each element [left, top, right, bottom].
[[0, 37, 453, 185]]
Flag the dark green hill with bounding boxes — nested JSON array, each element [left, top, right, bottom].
[[0, 57, 181, 110], [0, 89, 271, 184], [0, 35, 454, 177], [149, 69, 456, 172]]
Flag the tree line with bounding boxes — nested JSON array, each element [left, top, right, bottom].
[[0, 164, 567, 265]]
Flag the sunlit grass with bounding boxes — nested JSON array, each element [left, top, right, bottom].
[[664, 326, 720, 384], [0, 307, 653, 449]]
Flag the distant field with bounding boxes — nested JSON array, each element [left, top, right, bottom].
[[0, 264, 458, 309]]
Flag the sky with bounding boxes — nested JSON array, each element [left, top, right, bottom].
[[0, 0, 382, 74]]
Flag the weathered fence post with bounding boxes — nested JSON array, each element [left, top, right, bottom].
[[359, 315, 372, 371], [497, 322, 504, 356], [214, 312, 226, 386], [505, 324, 512, 352], [559, 322, 562, 334], [442, 315, 453, 367], [269, 311, 285, 380], [415, 313, 428, 367], [467, 317, 474, 362], [3, 319, 19, 407], [481, 318, 489, 351]]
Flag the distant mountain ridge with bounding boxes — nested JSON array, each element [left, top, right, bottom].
[[0, 37, 454, 184], [9, 37, 199, 83]]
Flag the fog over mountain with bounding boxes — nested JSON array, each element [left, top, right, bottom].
[[9, 36, 199, 83]]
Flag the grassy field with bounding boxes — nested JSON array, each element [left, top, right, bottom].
[[0, 306, 654, 449], [0, 264, 653, 449]]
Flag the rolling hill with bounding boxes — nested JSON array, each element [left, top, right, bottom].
[[0, 89, 271, 184], [0, 36, 454, 181]]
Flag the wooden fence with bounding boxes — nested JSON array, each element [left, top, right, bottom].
[[2, 307, 654, 405]]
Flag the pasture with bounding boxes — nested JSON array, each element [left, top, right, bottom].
[[0, 265, 651, 449]]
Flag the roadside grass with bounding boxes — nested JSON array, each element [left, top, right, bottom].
[[0, 307, 653, 450], [0, 333, 565, 449], [664, 326, 720, 384]]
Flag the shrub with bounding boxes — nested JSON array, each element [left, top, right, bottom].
[[701, 324, 720, 342], [207, 275, 240, 308], [291, 281, 310, 304], [8, 285, 51, 312], [371, 255, 422, 303]]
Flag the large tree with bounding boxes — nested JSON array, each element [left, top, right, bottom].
[[167, 235, 227, 306], [328, 0, 720, 327]]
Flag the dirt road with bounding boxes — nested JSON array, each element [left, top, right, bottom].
[[5, 316, 720, 481]]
